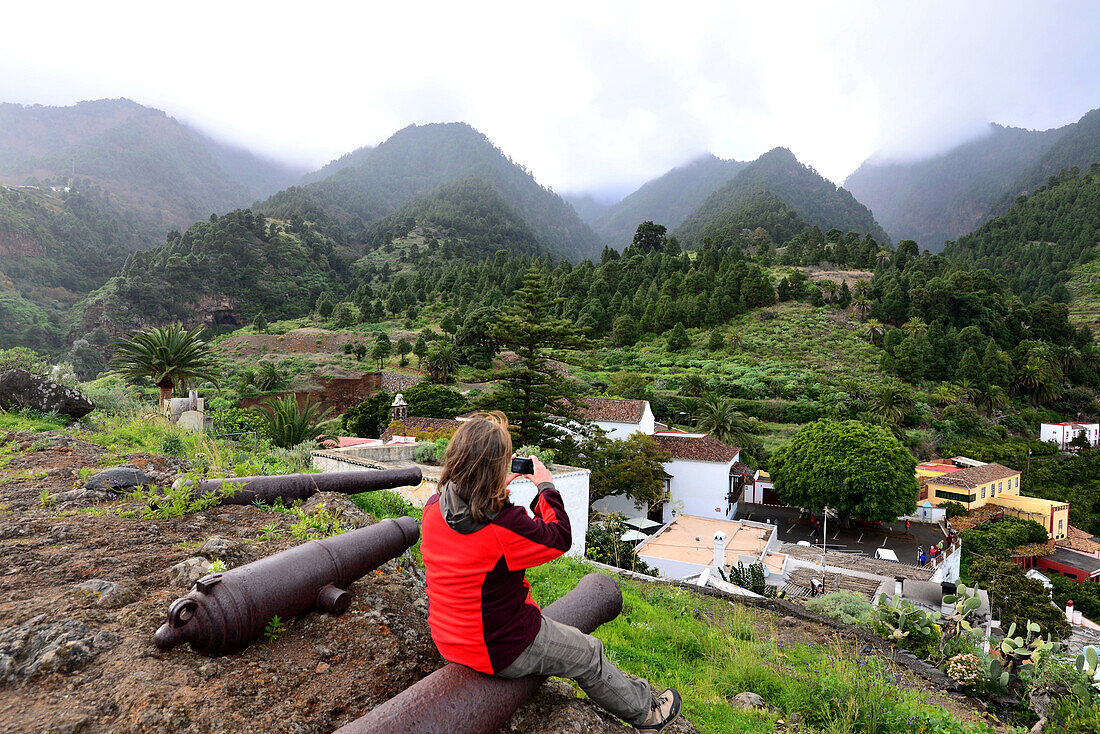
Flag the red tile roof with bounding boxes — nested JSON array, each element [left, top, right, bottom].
[[1057, 526, 1100, 555], [577, 398, 649, 423], [926, 462, 1019, 489], [654, 433, 740, 463]]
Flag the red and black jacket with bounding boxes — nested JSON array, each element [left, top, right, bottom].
[[421, 480, 571, 674]]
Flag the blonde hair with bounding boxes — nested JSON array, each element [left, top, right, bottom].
[[440, 411, 513, 524]]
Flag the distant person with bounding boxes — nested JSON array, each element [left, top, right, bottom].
[[420, 412, 681, 732], [904, 519, 910, 535], [916, 545, 923, 564], [919, 553, 928, 566]]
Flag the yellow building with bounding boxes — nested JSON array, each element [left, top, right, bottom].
[[919, 457, 1068, 540]]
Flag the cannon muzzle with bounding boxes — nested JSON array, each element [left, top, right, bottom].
[[335, 572, 623, 734], [155, 516, 420, 656], [197, 467, 423, 506]]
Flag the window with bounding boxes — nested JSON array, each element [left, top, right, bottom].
[[981, 487, 986, 499], [1016, 476, 1020, 488], [1059, 519, 1064, 530], [936, 490, 975, 503], [998, 481, 1003, 493]]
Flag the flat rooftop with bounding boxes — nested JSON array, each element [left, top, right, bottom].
[[636, 515, 773, 567], [780, 542, 936, 581]]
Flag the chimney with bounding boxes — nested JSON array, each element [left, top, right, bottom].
[[713, 532, 726, 569], [894, 577, 904, 597], [1067, 600, 1075, 624], [390, 393, 408, 423]]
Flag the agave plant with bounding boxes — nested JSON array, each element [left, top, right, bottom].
[[253, 395, 334, 449], [110, 324, 221, 404]]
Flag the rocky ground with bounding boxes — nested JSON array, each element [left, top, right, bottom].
[[0, 430, 698, 734]]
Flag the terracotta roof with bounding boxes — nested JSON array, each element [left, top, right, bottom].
[[1057, 526, 1100, 555], [925, 462, 1019, 489], [780, 543, 936, 581], [730, 462, 752, 478], [787, 568, 883, 601], [577, 398, 649, 423], [380, 417, 461, 441], [653, 433, 739, 463]]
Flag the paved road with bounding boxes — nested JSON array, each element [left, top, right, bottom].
[[735, 503, 947, 564]]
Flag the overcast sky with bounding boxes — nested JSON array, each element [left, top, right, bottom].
[[3, 1, 1098, 198]]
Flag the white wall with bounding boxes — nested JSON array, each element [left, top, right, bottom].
[[663, 458, 737, 523], [497, 469, 591, 558], [637, 553, 706, 581], [591, 493, 645, 517]]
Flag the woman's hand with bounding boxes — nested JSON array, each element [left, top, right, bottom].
[[529, 456, 553, 486]]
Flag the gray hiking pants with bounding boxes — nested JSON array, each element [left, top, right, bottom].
[[497, 615, 653, 725]]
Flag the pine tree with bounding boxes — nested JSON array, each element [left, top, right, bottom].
[[666, 322, 690, 352], [478, 266, 590, 448]]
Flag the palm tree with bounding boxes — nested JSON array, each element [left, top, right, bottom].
[[424, 342, 457, 384], [868, 382, 915, 424], [902, 317, 928, 337], [110, 324, 221, 405], [253, 395, 334, 448], [1014, 358, 1053, 407], [819, 280, 839, 303], [853, 280, 871, 297], [974, 384, 1008, 418], [726, 328, 744, 351], [852, 294, 871, 317], [862, 318, 884, 344], [875, 250, 892, 266], [694, 398, 756, 447]]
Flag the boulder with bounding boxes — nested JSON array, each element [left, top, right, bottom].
[[0, 369, 94, 419], [167, 557, 212, 589], [731, 692, 770, 710], [198, 536, 256, 568], [84, 466, 149, 493], [71, 579, 132, 608]]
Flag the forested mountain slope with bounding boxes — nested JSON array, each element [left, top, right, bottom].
[[845, 123, 1067, 252], [77, 210, 349, 336], [299, 146, 375, 185], [944, 163, 1100, 303], [994, 107, 1100, 214], [675, 148, 888, 247], [561, 193, 610, 225], [255, 122, 602, 261], [591, 154, 748, 249], [362, 177, 541, 259], [0, 99, 306, 233]]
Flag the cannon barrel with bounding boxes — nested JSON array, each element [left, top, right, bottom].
[[335, 572, 623, 734], [197, 467, 423, 506], [154, 516, 420, 656]]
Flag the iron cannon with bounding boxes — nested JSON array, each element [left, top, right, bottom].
[[154, 516, 420, 656], [197, 466, 423, 506], [334, 572, 624, 734]]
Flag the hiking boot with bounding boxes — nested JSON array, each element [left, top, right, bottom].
[[635, 687, 681, 731]]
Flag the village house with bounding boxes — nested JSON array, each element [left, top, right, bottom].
[[917, 457, 1069, 540], [1040, 422, 1100, 450], [632, 514, 785, 587], [576, 397, 655, 439]]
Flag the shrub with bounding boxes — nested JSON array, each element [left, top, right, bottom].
[[940, 500, 968, 519], [413, 438, 449, 465], [805, 590, 876, 627], [0, 347, 49, 375]]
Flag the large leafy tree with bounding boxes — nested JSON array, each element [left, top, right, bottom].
[[771, 420, 918, 526], [403, 382, 468, 418], [478, 266, 590, 448], [110, 324, 221, 404], [586, 434, 671, 514]]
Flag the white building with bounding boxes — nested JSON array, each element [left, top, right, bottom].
[[634, 514, 785, 584], [1041, 422, 1099, 450], [576, 398, 655, 440], [744, 469, 776, 504]]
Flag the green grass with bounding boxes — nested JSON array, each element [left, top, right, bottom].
[[0, 410, 67, 432], [759, 423, 802, 455], [1066, 250, 1100, 341], [527, 559, 991, 734]]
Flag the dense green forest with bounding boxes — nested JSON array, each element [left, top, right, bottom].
[[254, 122, 602, 262], [844, 123, 1066, 251], [589, 154, 748, 248], [81, 210, 347, 332], [675, 147, 890, 247], [362, 177, 542, 259], [944, 163, 1100, 302]]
